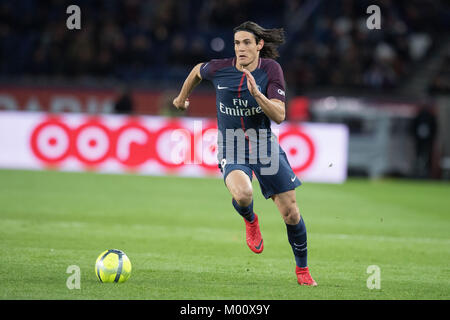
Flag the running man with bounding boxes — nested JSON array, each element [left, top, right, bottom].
[[173, 21, 317, 286]]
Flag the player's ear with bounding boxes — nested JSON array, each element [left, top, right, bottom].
[[257, 39, 264, 51]]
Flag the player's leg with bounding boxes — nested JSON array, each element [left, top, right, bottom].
[[253, 148, 316, 285], [225, 169, 254, 222], [271, 190, 317, 286], [224, 167, 263, 254], [271, 190, 305, 265]]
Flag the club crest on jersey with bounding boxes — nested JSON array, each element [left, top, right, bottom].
[[220, 158, 227, 170]]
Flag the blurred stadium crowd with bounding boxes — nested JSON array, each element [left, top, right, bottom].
[[0, 0, 449, 94]]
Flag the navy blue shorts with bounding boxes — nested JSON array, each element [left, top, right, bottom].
[[218, 150, 302, 199]]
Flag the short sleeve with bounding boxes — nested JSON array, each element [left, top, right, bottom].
[[199, 58, 233, 81], [200, 61, 214, 81], [266, 61, 286, 102]]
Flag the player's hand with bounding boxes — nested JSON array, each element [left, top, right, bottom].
[[173, 96, 189, 110], [243, 68, 262, 98]]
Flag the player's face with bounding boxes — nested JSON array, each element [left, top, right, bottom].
[[234, 31, 262, 67]]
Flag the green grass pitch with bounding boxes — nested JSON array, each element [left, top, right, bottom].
[[0, 169, 449, 299]]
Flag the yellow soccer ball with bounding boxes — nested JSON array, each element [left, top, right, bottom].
[[95, 249, 132, 283]]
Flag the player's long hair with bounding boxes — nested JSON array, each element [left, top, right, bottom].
[[233, 21, 285, 59]]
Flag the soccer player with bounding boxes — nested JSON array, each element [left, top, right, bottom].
[[173, 21, 317, 286]]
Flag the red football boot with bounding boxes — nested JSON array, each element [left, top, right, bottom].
[[244, 213, 264, 254], [295, 266, 318, 286]]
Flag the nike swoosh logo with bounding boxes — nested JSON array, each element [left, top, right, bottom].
[[291, 176, 297, 182], [255, 239, 263, 250], [202, 62, 209, 69], [217, 85, 228, 89]]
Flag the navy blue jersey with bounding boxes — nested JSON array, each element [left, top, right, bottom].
[[200, 57, 286, 163]]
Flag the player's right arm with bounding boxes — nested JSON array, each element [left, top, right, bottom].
[[173, 63, 203, 110]]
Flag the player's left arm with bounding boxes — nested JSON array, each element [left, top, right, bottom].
[[243, 68, 285, 124]]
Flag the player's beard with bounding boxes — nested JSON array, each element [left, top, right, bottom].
[[237, 55, 257, 69]]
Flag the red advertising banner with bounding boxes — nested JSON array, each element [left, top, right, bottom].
[[0, 86, 216, 117], [0, 111, 348, 183]]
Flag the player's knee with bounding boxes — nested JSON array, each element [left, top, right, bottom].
[[282, 203, 300, 225], [234, 188, 253, 207]]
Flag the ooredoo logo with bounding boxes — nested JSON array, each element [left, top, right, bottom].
[[29, 116, 316, 174], [30, 117, 72, 164], [29, 117, 220, 172], [72, 120, 112, 165], [279, 126, 315, 173], [30, 117, 153, 168], [113, 121, 153, 167]]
